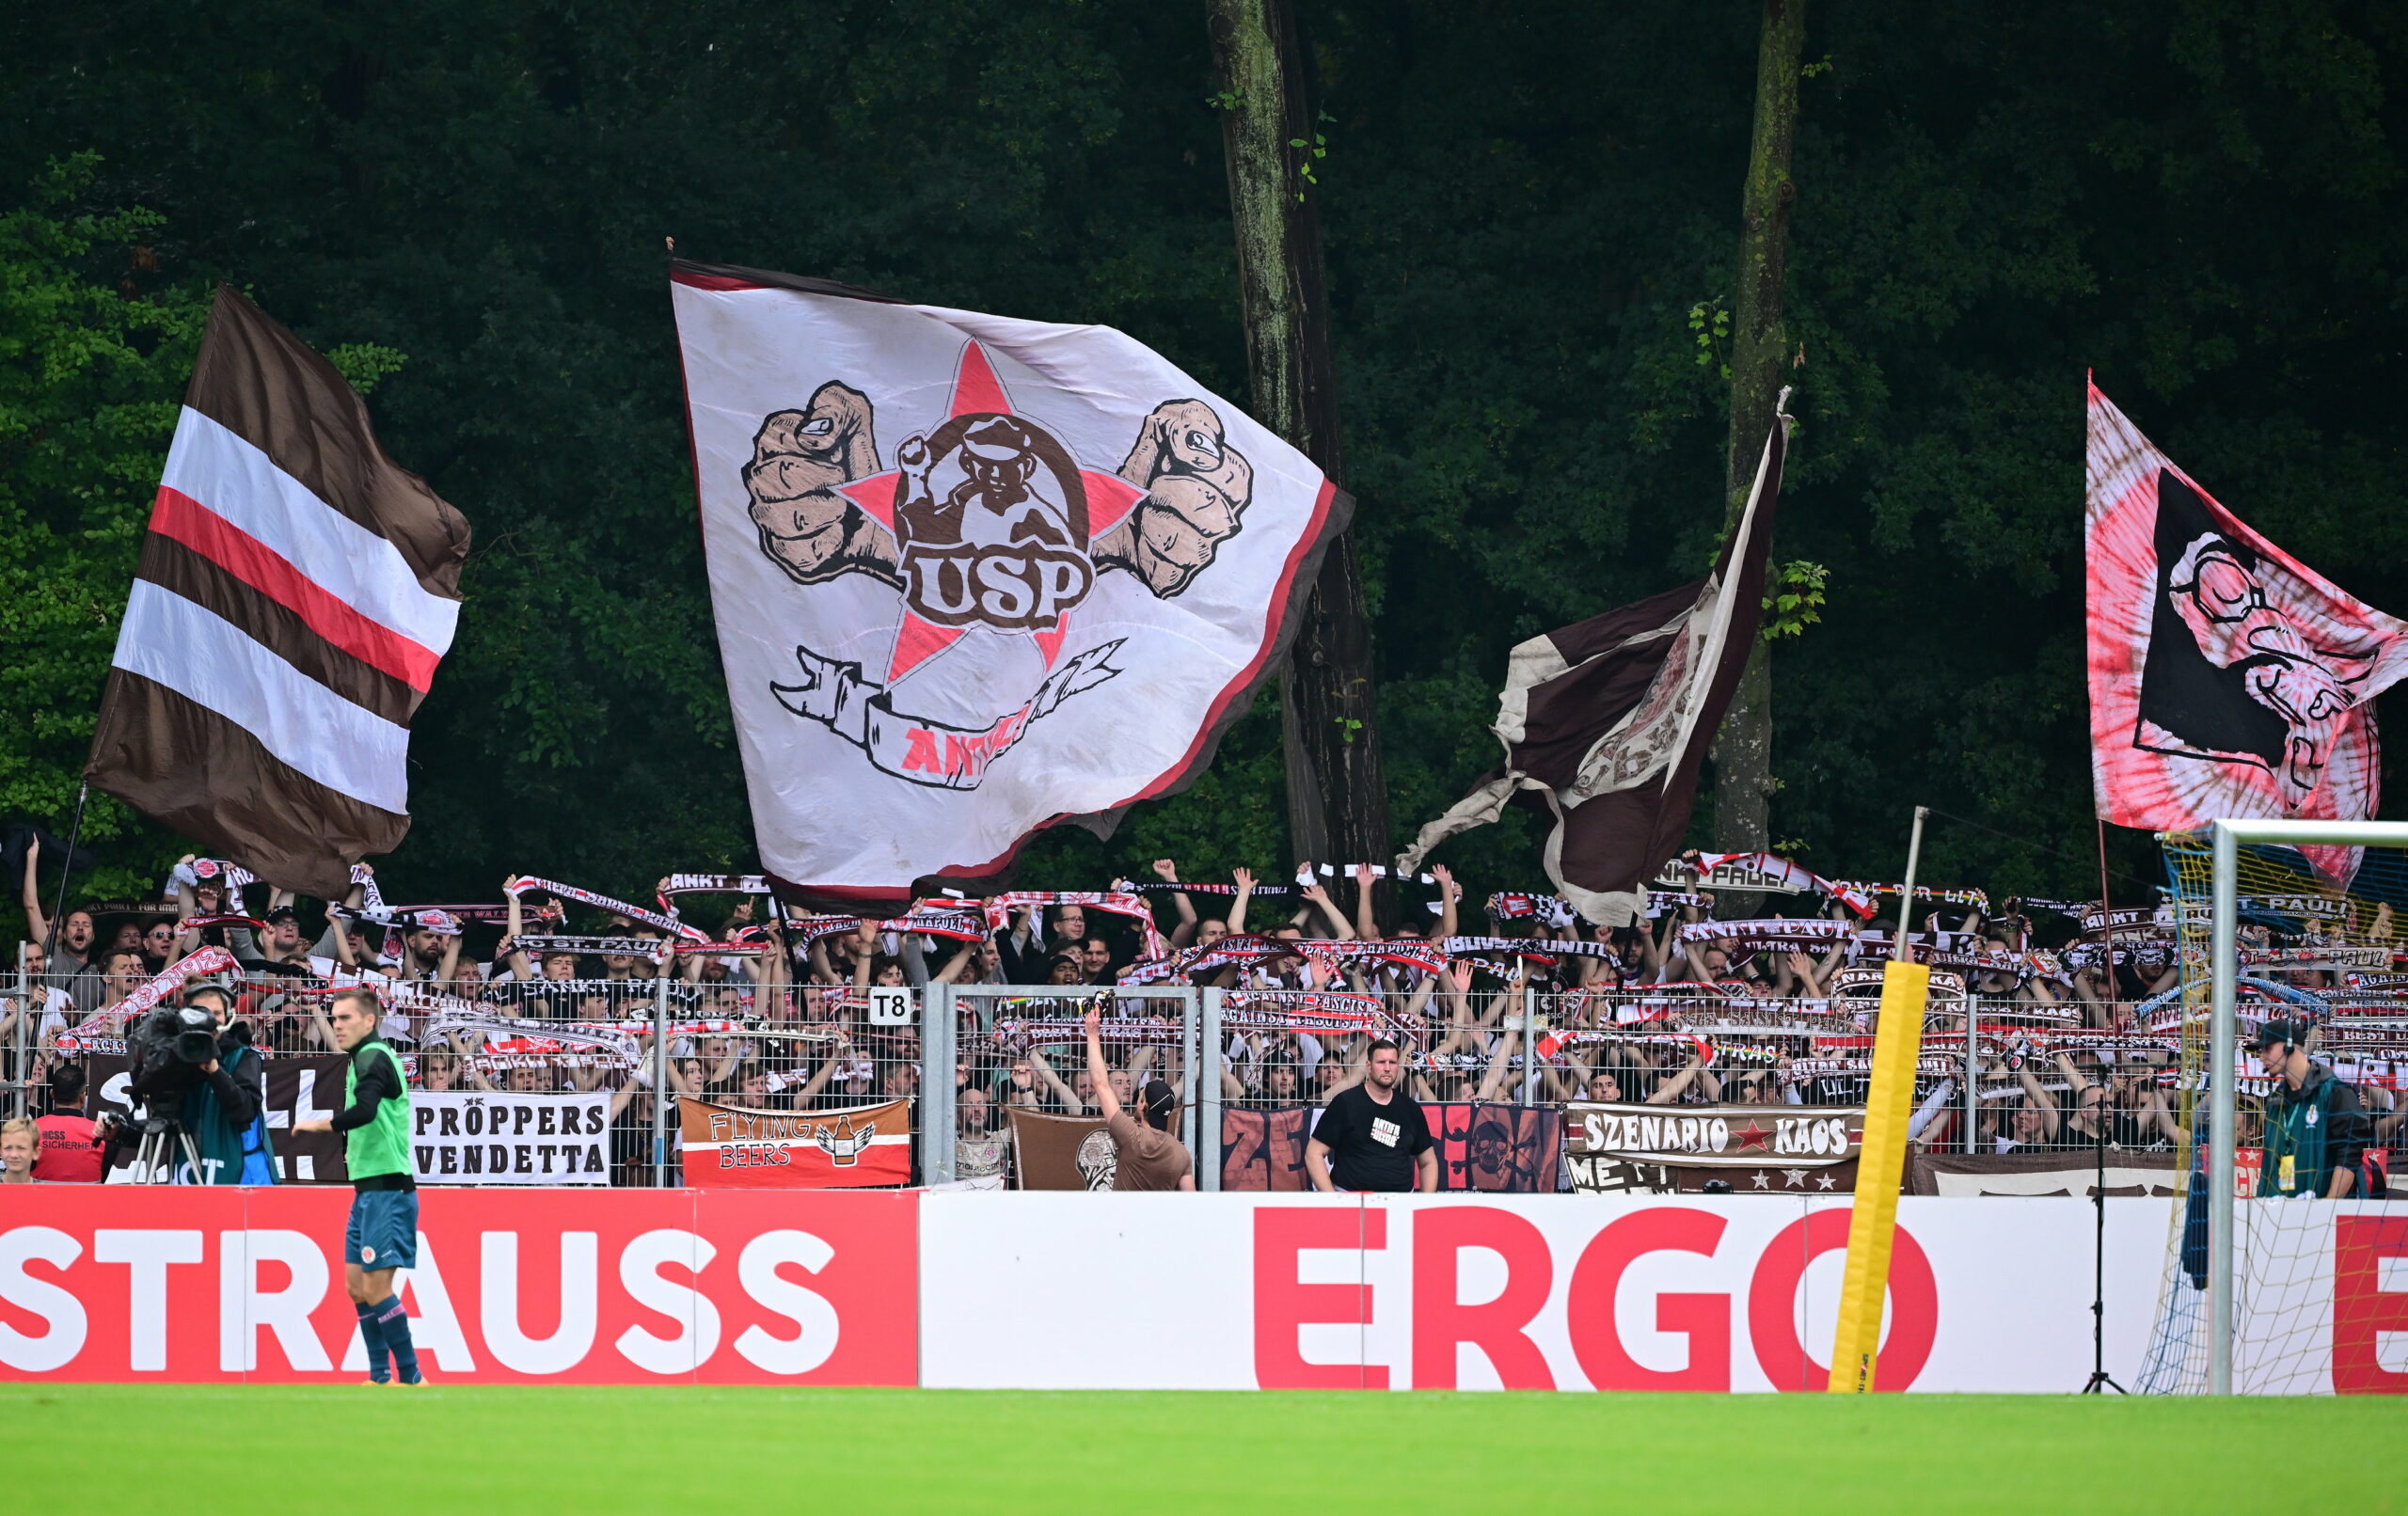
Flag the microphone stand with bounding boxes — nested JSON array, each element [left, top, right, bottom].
[[2083, 1090, 2127, 1394]]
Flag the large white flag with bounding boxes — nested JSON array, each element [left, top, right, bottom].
[[670, 262, 1347, 906]]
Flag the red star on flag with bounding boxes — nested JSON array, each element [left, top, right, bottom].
[[1735, 1121, 1771, 1151], [833, 341, 1149, 684]]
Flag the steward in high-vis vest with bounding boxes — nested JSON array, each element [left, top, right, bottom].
[[295, 987, 424, 1384], [2256, 1019, 2370, 1199]]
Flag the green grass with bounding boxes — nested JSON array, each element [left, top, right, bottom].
[[4, 1386, 2401, 1512]]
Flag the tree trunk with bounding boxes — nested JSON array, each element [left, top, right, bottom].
[[1711, 0, 1806, 858], [1207, 0, 1390, 871]]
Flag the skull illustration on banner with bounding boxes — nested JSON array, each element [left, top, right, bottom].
[[673, 263, 1345, 899], [2087, 382, 2408, 881]]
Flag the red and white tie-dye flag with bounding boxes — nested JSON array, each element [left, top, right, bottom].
[[2087, 380, 2408, 881]]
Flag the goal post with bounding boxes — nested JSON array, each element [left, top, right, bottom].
[[2203, 817, 2408, 1395]]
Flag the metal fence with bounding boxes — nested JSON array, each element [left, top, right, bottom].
[[9, 954, 2387, 1188]]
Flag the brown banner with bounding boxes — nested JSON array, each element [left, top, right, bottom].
[[679, 1096, 911, 1188], [1907, 1148, 2180, 1197], [1006, 1107, 1115, 1190]]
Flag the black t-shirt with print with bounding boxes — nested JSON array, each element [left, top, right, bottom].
[[1314, 1082, 1432, 1192]]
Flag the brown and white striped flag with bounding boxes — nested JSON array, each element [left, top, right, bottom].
[[85, 287, 470, 896]]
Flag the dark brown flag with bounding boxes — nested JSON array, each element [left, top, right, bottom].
[[85, 287, 469, 896], [1400, 404, 1788, 924]]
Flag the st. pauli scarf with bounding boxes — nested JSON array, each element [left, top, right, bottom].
[[1441, 935, 1621, 961], [421, 1009, 642, 1063], [333, 903, 469, 937], [1118, 933, 1284, 986], [1222, 989, 1403, 1037], [507, 876, 708, 942], [483, 976, 703, 1004], [64, 946, 239, 1034], [1128, 879, 1302, 898], [1675, 917, 1858, 951], [983, 891, 1169, 959], [657, 873, 771, 908], [1828, 880, 1992, 914], [1643, 891, 1711, 920], [1294, 938, 1452, 979], [784, 908, 989, 948], [509, 934, 672, 962], [990, 1015, 1187, 1053], [469, 1036, 635, 1073], [1487, 892, 1577, 928], [175, 912, 266, 935]]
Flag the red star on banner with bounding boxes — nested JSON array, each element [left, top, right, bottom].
[[834, 341, 1149, 684], [1735, 1121, 1771, 1151]]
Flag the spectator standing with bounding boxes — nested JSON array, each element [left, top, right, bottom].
[[1307, 1037, 1436, 1193], [33, 1063, 102, 1181], [2258, 1019, 2368, 1198], [1082, 1004, 1193, 1191]]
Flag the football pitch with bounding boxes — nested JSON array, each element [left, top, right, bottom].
[[5, 1386, 2402, 1513]]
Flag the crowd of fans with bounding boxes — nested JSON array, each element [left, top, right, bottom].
[[4, 838, 2403, 1191]]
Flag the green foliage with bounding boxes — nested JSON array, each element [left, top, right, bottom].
[[4, 0, 2405, 913], [1761, 559, 1828, 641], [0, 154, 212, 902]]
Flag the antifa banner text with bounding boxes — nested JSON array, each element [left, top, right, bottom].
[[1218, 1104, 1562, 1193], [680, 1096, 912, 1188], [413, 1092, 611, 1187], [87, 1052, 350, 1185]]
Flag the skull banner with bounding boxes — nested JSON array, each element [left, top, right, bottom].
[[671, 262, 1347, 904], [2087, 381, 2408, 880]]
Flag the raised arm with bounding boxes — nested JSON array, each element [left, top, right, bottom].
[[502, 876, 534, 981], [1352, 864, 1379, 943], [1083, 1004, 1125, 1124], [19, 835, 45, 945], [1226, 867, 1255, 936], [1153, 859, 1200, 949], [1300, 876, 1355, 940], [1433, 864, 1460, 943], [1646, 1050, 1709, 1106]]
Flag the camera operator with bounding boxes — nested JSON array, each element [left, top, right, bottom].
[[104, 982, 277, 1184]]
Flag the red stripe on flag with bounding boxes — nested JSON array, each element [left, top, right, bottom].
[[148, 485, 442, 691]]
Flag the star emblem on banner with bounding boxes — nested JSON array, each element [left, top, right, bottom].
[[1782, 1168, 1808, 1189], [832, 341, 1149, 685], [1816, 1173, 1838, 1191], [1735, 1121, 1771, 1151], [1750, 1171, 1770, 1190]]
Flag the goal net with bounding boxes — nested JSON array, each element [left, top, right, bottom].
[[2138, 826, 2405, 1395]]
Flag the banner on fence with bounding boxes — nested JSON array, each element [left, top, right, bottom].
[[1562, 1100, 1866, 1195], [1907, 1148, 2180, 1197], [1217, 1104, 1561, 1193], [87, 1052, 351, 1185], [411, 1092, 611, 1186], [679, 1096, 911, 1188], [1006, 1108, 1115, 1191]]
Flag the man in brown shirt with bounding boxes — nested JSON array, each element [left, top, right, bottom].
[[1084, 1003, 1194, 1192]]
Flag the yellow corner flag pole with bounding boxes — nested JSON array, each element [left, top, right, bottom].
[[1829, 805, 1932, 1394]]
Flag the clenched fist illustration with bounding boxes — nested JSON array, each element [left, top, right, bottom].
[[1094, 399, 1252, 597], [743, 381, 900, 586]]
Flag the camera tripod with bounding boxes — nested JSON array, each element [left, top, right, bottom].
[[126, 1111, 205, 1185]]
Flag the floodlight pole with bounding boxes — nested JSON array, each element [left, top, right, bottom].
[[651, 952, 673, 1188]]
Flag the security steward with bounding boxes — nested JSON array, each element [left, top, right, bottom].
[[2257, 1019, 2370, 1198]]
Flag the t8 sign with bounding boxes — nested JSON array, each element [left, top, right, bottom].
[[0, 1187, 915, 1384]]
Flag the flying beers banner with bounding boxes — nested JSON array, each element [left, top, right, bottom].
[[670, 262, 1348, 905], [679, 1096, 912, 1188]]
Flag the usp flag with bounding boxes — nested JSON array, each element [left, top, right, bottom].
[[86, 288, 469, 896], [669, 261, 1347, 908], [2087, 381, 2408, 882], [1399, 403, 1788, 924]]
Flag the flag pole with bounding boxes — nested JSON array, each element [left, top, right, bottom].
[[43, 782, 90, 964]]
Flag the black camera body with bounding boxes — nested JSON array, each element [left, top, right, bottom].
[[126, 1004, 220, 1105]]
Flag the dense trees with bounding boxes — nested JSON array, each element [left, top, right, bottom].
[[6, 1, 2405, 908]]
